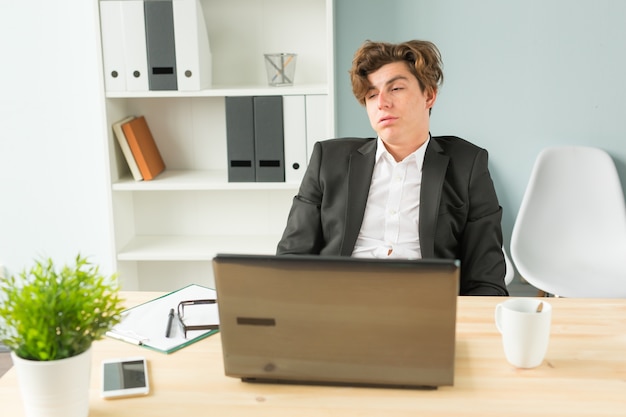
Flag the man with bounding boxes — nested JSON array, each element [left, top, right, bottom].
[[277, 40, 508, 296]]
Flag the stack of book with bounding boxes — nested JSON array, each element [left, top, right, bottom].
[[113, 115, 165, 181]]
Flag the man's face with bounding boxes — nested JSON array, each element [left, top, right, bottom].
[[364, 61, 436, 148]]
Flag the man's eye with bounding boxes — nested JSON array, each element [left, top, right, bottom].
[[367, 93, 378, 99]]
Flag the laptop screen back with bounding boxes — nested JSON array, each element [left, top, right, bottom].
[[212, 254, 459, 389]]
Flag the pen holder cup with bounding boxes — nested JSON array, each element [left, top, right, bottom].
[[264, 53, 297, 86]]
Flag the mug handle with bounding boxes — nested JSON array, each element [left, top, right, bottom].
[[494, 303, 504, 333]]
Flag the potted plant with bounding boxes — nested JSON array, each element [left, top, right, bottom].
[[0, 254, 125, 417]]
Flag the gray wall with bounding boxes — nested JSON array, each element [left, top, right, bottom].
[[335, 0, 626, 251]]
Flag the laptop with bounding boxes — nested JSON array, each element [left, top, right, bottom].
[[212, 254, 459, 389]]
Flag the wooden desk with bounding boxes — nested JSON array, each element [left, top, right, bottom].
[[1, 294, 625, 416]]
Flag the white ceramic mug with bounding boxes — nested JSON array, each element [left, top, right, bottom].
[[495, 298, 552, 368]]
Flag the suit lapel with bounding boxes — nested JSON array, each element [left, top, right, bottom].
[[340, 140, 377, 255], [420, 139, 449, 258]]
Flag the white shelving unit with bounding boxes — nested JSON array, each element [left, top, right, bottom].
[[97, 0, 335, 290]]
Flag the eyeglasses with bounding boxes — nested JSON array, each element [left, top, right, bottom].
[[176, 299, 219, 338]]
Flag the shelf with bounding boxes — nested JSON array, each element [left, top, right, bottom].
[[117, 235, 281, 261], [99, 0, 334, 290], [105, 84, 329, 99], [112, 170, 301, 191]]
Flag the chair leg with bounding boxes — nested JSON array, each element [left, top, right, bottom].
[[517, 274, 547, 297]]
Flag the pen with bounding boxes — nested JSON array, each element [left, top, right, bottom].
[[165, 308, 175, 338], [106, 330, 143, 346], [271, 55, 294, 83]]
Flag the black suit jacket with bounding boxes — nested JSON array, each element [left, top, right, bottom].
[[276, 136, 508, 296]]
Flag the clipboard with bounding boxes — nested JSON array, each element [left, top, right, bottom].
[[106, 284, 219, 354]]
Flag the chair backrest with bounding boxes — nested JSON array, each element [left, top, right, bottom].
[[511, 146, 626, 297]]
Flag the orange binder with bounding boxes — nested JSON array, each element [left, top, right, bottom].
[[121, 116, 165, 180]]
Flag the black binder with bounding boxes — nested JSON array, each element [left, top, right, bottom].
[[144, 0, 178, 90], [225, 96, 256, 182], [253, 96, 285, 182]]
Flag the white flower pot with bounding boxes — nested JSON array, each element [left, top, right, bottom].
[[11, 347, 92, 417]]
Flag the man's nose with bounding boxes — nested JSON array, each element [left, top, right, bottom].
[[377, 91, 391, 109]]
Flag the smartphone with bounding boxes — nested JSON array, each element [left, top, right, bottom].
[[101, 356, 150, 399]]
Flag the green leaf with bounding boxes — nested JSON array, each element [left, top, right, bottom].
[[0, 254, 125, 361]]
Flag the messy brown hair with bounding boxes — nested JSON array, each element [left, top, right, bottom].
[[349, 40, 444, 106]]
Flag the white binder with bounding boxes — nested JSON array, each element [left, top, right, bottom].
[[121, 0, 149, 91], [283, 95, 308, 184], [99, 1, 126, 91], [172, 0, 212, 91], [305, 95, 329, 161]]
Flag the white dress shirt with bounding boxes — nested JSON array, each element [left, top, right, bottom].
[[351, 137, 428, 259]]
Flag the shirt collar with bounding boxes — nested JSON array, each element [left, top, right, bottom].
[[375, 135, 431, 171]]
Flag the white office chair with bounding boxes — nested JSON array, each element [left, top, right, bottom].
[[511, 146, 626, 298]]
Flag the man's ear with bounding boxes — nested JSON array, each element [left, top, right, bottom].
[[426, 88, 438, 110]]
